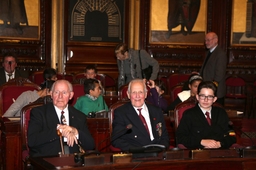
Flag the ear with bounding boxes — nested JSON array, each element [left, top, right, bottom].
[[69, 92, 74, 100], [213, 96, 217, 103], [127, 90, 130, 99], [196, 94, 199, 101], [144, 91, 147, 99]]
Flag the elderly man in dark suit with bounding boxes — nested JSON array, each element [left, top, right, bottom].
[[111, 79, 169, 151], [200, 32, 227, 105], [28, 80, 95, 157], [0, 53, 28, 86]]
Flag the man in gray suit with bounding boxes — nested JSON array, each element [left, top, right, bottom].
[[0, 53, 28, 86], [115, 43, 159, 88], [200, 32, 227, 105]]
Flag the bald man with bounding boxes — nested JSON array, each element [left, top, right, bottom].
[[200, 32, 227, 105]]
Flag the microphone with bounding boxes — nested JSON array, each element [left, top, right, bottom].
[[97, 124, 132, 152]]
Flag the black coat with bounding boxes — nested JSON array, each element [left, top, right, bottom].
[[28, 103, 95, 157], [176, 105, 236, 149], [111, 102, 169, 151]]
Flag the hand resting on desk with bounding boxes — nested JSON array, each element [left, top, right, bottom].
[[201, 139, 221, 148]]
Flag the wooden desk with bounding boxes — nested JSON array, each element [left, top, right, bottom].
[[29, 151, 256, 170], [87, 118, 110, 152], [0, 118, 21, 170], [0, 117, 110, 170]]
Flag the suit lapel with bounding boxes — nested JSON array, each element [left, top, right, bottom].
[[126, 103, 149, 137], [195, 105, 210, 126], [68, 106, 75, 125], [45, 103, 60, 127]]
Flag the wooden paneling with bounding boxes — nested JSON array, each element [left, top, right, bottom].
[[0, 0, 52, 75]]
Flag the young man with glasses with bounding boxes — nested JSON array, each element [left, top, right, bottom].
[[176, 81, 236, 149]]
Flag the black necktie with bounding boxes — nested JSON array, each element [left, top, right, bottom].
[[60, 111, 66, 125]]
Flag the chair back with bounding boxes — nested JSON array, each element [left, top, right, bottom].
[[20, 96, 52, 167], [0, 78, 40, 116], [167, 73, 190, 91], [104, 74, 116, 90], [225, 76, 246, 98], [118, 84, 129, 101], [174, 99, 196, 130], [170, 85, 183, 102], [31, 71, 44, 86], [69, 84, 85, 106], [109, 100, 129, 151]]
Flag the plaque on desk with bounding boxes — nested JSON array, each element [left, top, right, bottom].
[[112, 153, 132, 164], [190, 149, 210, 159], [164, 148, 184, 160], [241, 147, 256, 158]]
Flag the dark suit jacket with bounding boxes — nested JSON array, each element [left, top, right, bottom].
[[176, 105, 236, 149], [200, 46, 227, 98], [28, 103, 95, 157], [0, 67, 29, 86], [111, 102, 169, 151]]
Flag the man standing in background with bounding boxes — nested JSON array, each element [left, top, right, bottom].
[[200, 32, 227, 105]]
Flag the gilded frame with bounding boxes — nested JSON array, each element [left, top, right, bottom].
[[149, 0, 207, 45], [231, 0, 256, 46], [0, 0, 40, 40]]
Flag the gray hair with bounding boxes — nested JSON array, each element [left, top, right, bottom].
[[51, 80, 73, 92], [127, 79, 147, 94]]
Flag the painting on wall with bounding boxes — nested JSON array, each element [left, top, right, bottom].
[[68, 0, 125, 42], [150, 0, 207, 45], [231, 0, 256, 45], [0, 0, 40, 40]]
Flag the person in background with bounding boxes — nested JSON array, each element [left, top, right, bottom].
[[74, 78, 108, 116], [40, 68, 58, 88], [28, 80, 95, 157], [200, 32, 227, 105], [2, 80, 55, 117], [84, 64, 98, 79], [166, 74, 203, 111], [115, 43, 159, 88], [176, 81, 236, 149], [146, 79, 168, 113], [0, 53, 28, 86], [111, 79, 169, 151]]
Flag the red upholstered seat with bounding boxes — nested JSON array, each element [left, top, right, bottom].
[[21, 97, 50, 169], [69, 84, 84, 106], [31, 71, 44, 86], [167, 73, 190, 92], [225, 75, 247, 115], [118, 84, 129, 101], [0, 78, 40, 116], [109, 101, 129, 152], [170, 85, 183, 102]]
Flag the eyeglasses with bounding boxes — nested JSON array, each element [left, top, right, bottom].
[[198, 94, 215, 100], [205, 38, 215, 42]]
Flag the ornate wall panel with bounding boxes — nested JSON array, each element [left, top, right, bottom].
[[0, 0, 52, 74]]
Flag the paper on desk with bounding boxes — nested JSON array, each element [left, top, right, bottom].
[[237, 111, 243, 115], [8, 117, 20, 121]]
